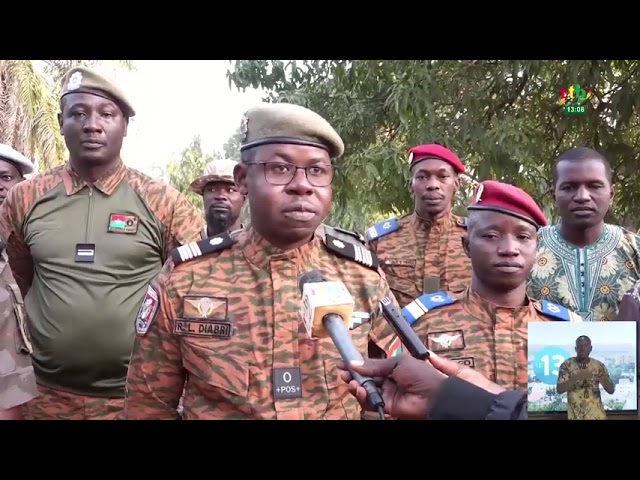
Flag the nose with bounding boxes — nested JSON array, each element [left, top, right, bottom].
[[285, 167, 314, 195], [574, 185, 591, 203], [496, 236, 520, 257], [425, 176, 440, 191], [82, 112, 103, 133]]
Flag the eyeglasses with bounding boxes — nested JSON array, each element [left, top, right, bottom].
[[246, 161, 337, 187]]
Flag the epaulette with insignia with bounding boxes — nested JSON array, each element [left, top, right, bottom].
[[324, 234, 379, 270], [456, 217, 467, 229], [171, 232, 234, 266], [534, 300, 583, 322], [402, 291, 457, 326], [365, 218, 400, 242], [327, 225, 366, 245]]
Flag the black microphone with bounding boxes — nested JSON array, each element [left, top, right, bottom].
[[299, 270, 386, 420], [380, 296, 430, 360]]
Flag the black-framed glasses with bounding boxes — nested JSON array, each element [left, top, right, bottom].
[[246, 161, 337, 187]]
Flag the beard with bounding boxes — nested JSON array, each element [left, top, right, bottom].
[[206, 209, 233, 236]]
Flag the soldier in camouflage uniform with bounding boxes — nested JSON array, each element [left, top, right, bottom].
[[0, 67, 204, 420], [395, 180, 583, 392], [190, 159, 247, 238], [365, 144, 472, 309], [124, 102, 400, 420], [0, 144, 35, 204], [0, 239, 38, 420]]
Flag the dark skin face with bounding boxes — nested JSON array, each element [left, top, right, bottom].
[[203, 180, 245, 235], [463, 210, 538, 307], [0, 159, 23, 203], [553, 159, 614, 246], [575, 339, 592, 362], [234, 144, 333, 250], [58, 93, 128, 182], [410, 158, 459, 220]]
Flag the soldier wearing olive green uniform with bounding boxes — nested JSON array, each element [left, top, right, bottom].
[[0, 67, 204, 420]]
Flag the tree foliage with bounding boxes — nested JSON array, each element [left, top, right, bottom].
[[226, 60, 640, 231]]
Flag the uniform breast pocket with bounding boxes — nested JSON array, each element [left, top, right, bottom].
[[380, 258, 419, 298], [182, 341, 250, 402], [7, 283, 32, 355]]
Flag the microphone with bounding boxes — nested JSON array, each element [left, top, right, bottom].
[[379, 296, 430, 361], [299, 270, 386, 420]]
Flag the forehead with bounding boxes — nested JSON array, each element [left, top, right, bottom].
[[254, 144, 331, 164], [204, 180, 235, 189], [62, 92, 120, 111], [470, 210, 536, 232], [411, 158, 455, 175], [556, 159, 608, 183], [577, 339, 590, 346], [0, 158, 20, 175]]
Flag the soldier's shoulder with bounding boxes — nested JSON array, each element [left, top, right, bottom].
[[364, 215, 406, 242], [170, 230, 238, 267], [125, 167, 182, 198], [532, 299, 583, 322], [322, 230, 379, 271], [401, 291, 459, 326], [319, 224, 366, 246]]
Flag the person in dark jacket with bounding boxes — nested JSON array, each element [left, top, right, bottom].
[[338, 352, 527, 420]]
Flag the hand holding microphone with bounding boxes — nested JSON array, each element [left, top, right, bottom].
[[299, 270, 386, 420]]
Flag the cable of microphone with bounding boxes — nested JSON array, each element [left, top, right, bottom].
[[379, 296, 430, 360], [299, 270, 386, 420]]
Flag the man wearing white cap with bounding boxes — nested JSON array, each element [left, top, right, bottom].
[[190, 159, 246, 238], [0, 144, 35, 203]]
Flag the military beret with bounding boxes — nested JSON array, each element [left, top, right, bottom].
[[408, 144, 466, 174], [0, 144, 34, 175], [60, 67, 135, 118], [239, 102, 344, 159], [467, 180, 548, 228], [190, 159, 238, 195]]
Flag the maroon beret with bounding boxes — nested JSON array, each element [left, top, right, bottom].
[[467, 180, 548, 228], [408, 144, 465, 174]]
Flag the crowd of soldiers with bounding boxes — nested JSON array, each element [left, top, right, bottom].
[[1, 65, 639, 420]]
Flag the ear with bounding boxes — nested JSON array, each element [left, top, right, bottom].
[[453, 174, 461, 192], [57, 112, 63, 133], [234, 163, 249, 196], [462, 235, 470, 258], [609, 183, 616, 206], [123, 118, 129, 138]]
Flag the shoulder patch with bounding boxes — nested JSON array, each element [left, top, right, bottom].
[[401, 291, 457, 326], [171, 232, 234, 266], [365, 218, 400, 241], [326, 225, 366, 245], [324, 234, 379, 270], [456, 217, 467, 229], [136, 285, 160, 335], [534, 300, 583, 322]]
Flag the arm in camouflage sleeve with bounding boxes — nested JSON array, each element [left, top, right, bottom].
[[0, 186, 34, 297], [124, 260, 186, 420], [162, 190, 205, 262]]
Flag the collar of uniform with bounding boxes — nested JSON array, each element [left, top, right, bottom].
[[465, 287, 537, 317], [62, 159, 128, 196], [410, 211, 454, 230], [240, 226, 320, 271]]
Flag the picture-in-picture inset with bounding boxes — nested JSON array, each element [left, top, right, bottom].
[[528, 321, 637, 420]]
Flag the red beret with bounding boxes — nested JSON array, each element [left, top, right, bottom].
[[468, 180, 548, 228], [408, 144, 465, 174]]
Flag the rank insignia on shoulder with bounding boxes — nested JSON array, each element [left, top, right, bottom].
[[402, 291, 457, 326], [456, 217, 467, 228], [329, 225, 366, 245], [365, 218, 400, 241], [136, 285, 160, 335], [324, 234, 379, 270], [534, 300, 583, 322], [171, 232, 234, 266]]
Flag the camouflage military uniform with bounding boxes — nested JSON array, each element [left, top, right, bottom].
[[0, 244, 38, 412], [366, 212, 471, 307], [125, 227, 398, 420], [0, 67, 204, 420], [404, 288, 582, 390]]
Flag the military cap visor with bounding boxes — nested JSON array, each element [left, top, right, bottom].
[[190, 159, 239, 195], [0, 144, 34, 175], [60, 67, 136, 118], [239, 103, 345, 159]]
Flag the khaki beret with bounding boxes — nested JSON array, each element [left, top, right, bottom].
[[0, 144, 34, 175], [239, 102, 344, 159], [190, 159, 238, 195], [59, 67, 135, 118]]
